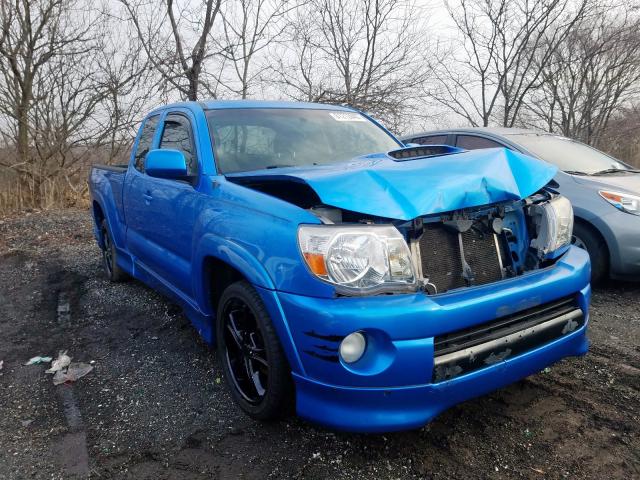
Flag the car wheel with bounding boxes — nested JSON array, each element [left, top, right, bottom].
[[571, 222, 608, 283], [100, 219, 127, 282], [216, 280, 294, 420]]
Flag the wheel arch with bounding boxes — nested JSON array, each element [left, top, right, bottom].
[[92, 200, 106, 248], [194, 235, 276, 316], [573, 215, 610, 277], [202, 256, 246, 318], [194, 238, 305, 375]]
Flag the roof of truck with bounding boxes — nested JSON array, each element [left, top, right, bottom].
[[153, 100, 358, 112]]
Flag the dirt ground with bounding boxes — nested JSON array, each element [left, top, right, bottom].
[[0, 208, 638, 480]]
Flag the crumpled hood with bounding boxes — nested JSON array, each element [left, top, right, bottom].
[[226, 148, 557, 220]]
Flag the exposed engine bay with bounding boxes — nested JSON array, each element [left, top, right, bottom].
[[302, 192, 570, 295]]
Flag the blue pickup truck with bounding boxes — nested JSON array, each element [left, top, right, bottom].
[[89, 100, 591, 432]]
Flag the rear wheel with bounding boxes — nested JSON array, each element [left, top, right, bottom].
[[100, 219, 127, 282], [216, 280, 293, 420], [572, 222, 608, 283]]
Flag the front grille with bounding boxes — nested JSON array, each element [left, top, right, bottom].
[[418, 224, 504, 293], [432, 296, 584, 382]]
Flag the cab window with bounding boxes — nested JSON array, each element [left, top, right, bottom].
[[410, 135, 448, 145], [159, 114, 198, 176], [456, 135, 504, 150]]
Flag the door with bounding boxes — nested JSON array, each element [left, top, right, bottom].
[[125, 112, 201, 297]]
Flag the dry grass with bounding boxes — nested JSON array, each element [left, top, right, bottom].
[[0, 175, 89, 216]]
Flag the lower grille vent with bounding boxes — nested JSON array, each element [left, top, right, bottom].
[[432, 296, 583, 382]]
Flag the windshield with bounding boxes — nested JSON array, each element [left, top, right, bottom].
[[507, 134, 631, 175], [205, 108, 400, 173]]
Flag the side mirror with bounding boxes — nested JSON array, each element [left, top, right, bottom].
[[145, 149, 188, 179]]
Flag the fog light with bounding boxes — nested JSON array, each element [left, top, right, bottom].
[[340, 332, 367, 364]]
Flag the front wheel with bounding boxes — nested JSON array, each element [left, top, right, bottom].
[[216, 280, 294, 420], [571, 222, 608, 283]]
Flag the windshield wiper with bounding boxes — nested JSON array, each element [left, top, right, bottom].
[[564, 170, 591, 176], [265, 162, 322, 169], [265, 164, 293, 169], [592, 168, 640, 175]]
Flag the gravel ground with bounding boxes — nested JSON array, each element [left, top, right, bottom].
[[0, 208, 639, 479]]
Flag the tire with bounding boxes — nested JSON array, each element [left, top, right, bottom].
[[572, 222, 608, 283], [216, 280, 294, 420], [100, 219, 127, 282]]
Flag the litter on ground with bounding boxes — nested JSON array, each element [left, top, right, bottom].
[[52, 363, 93, 385], [45, 351, 71, 374], [24, 356, 52, 366]]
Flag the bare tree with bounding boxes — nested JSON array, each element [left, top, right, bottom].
[[522, 4, 640, 146], [91, 17, 155, 165], [0, 0, 95, 174], [275, 0, 427, 130], [0, 1, 153, 209], [598, 103, 640, 167], [217, 0, 298, 99], [428, 0, 588, 127], [119, 0, 222, 101]]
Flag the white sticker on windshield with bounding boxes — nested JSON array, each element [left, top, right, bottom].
[[329, 112, 366, 122]]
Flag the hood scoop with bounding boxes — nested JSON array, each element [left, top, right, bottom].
[[388, 145, 463, 161]]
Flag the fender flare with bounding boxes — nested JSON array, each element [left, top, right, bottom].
[[91, 194, 124, 248], [191, 234, 305, 373], [192, 233, 276, 314], [91, 193, 125, 249]]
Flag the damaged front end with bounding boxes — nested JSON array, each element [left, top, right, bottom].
[[226, 147, 574, 297], [406, 191, 574, 295], [294, 190, 574, 298], [432, 295, 584, 381]]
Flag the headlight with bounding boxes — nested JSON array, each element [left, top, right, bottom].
[[297, 224, 415, 293], [599, 190, 640, 216], [529, 195, 574, 256]]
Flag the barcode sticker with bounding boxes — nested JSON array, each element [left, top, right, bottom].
[[329, 112, 366, 122]]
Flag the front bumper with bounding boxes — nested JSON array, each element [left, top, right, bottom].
[[294, 323, 588, 432], [260, 246, 591, 432]]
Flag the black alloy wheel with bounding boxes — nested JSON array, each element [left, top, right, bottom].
[[100, 219, 127, 282], [101, 222, 114, 276], [222, 297, 269, 404], [216, 281, 293, 420]]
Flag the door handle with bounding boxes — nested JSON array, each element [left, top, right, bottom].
[[143, 191, 153, 204]]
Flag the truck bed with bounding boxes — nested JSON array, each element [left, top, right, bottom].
[[92, 164, 128, 173]]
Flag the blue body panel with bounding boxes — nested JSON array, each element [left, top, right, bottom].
[[88, 100, 591, 432]]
